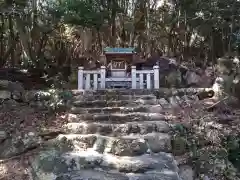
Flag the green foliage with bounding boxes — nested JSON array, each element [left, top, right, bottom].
[[36, 89, 73, 113], [223, 135, 240, 170], [52, 0, 108, 29], [47, 89, 73, 112], [0, 0, 28, 8], [173, 123, 188, 135], [172, 123, 240, 178], [2, 0, 240, 83]]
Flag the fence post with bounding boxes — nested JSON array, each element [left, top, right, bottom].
[[153, 65, 159, 89], [100, 66, 106, 89], [93, 73, 98, 89], [85, 74, 91, 90], [131, 66, 137, 89], [146, 73, 151, 89], [78, 67, 84, 90], [139, 73, 144, 89]]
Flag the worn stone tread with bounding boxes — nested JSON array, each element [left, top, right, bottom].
[[69, 105, 164, 114], [31, 149, 180, 180], [127, 170, 181, 180], [56, 170, 129, 180], [71, 88, 211, 96], [72, 94, 157, 101], [67, 112, 170, 123], [63, 121, 171, 135], [72, 99, 160, 108], [56, 169, 180, 180], [49, 132, 171, 155], [62, 150, 178, 173], [71, 96, 196, 110]]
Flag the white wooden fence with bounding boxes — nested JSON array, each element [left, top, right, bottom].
[[78, 66, 159, 90]]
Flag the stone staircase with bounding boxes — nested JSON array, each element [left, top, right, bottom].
[[31, 89, 202, 180]]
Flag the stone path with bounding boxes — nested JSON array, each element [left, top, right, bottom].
[[30, 89, 204, 180]]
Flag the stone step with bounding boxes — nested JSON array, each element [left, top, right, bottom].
[[72, 99, 160, 108], [72, 88, 210, 97], [62, 150, 178, 173], [63, 121, 171, 136], [71, 95, 197, 109], [69, 105, 164, 114], [67, 113, 170, 123], [72, 89, 162, 96], [127, 170, 181, 180], [55, 169, 180, 180], [72, 94, 157, 101], [55, 170, 129, 180], [70, 96, 196, 114], [32, 149, 180, 180], [49, 133, 171, 156]]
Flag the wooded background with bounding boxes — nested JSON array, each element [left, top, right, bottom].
[[1, 0, 240, 70]]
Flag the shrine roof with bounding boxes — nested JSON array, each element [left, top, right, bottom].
[[104, 47, 136, 54]]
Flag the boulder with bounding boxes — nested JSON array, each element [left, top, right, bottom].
[[0, 132, 41, 158], [165, 69, 182, 88], [105, 138, 148, 156], [0, 81, 25, 101], [0, 130, 7, 143], [0, 90, 11, 99], [0, 68, 49, 89], [2, 99, 19, 109], [144, 133, 171, 153], [185, 71, 201, 87], [30, 149, 66, 180]]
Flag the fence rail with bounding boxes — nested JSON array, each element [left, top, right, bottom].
[[78, 66, 159, 90]]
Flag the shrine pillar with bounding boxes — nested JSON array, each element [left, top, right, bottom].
[[78, 67, 84, 90], [153, 66, 160, 89], [131, 66, 137, 89], [100, 66, 106, 89]]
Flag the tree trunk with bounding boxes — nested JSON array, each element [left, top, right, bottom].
[[0, 14, 5, 66], [8, 15, 15, 67], [15, 16, 35, 65], [97, 30, 102, 52], [145, 0, 151, 55], [107, 0, 117, 47]]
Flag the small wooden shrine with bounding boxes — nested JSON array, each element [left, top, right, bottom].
[[102, 47, 136, 77], [78, 47, 160, 90]]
